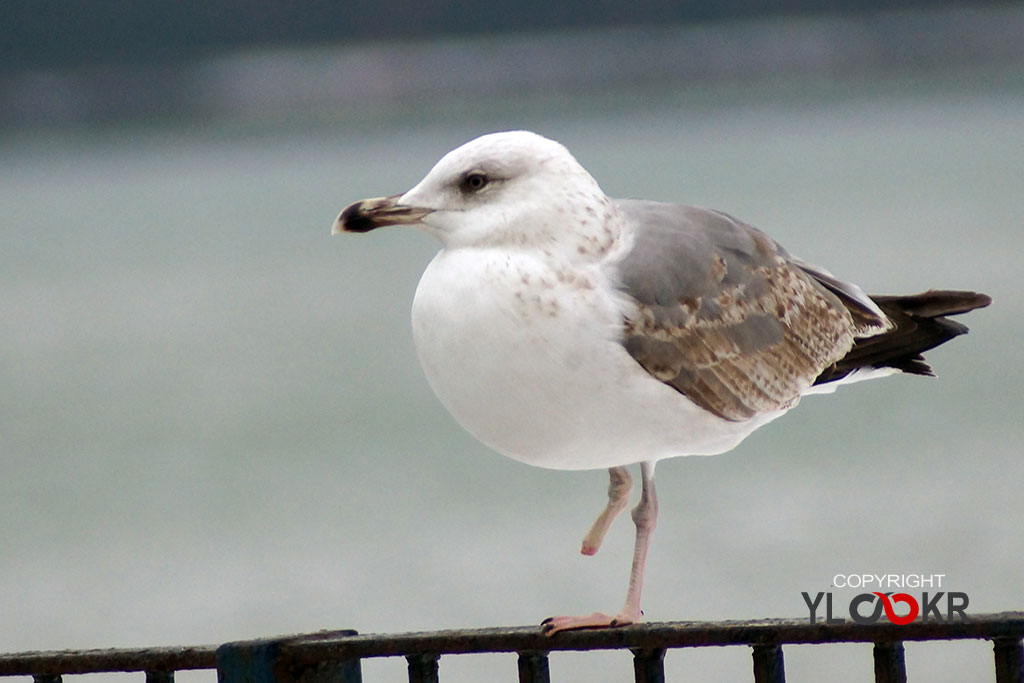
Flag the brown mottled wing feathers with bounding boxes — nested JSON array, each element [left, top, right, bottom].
[[615, 201, 858, 421]]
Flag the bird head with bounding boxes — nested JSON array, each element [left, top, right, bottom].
[[333, 131, 613, 253]]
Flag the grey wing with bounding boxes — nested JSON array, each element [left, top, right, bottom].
[[613, 200, 877, 421]]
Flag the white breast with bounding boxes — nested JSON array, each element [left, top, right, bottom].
[[410, 247, 784, 470]]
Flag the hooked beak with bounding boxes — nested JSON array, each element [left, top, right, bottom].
[[331, 194, 434, 234]]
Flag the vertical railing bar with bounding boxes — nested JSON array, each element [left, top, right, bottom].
[[516, 651, 550, 683], [872, 641, 906, 683], [630, 648, 665, 683], [323, 657, 363, 683], [751, 644, 785, 683], [146, 670, 175, 683], [406, 653, 439, 683], [993, 637, 1024, 683]]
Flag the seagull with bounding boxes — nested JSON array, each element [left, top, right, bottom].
[[332, 130, 990, 634]]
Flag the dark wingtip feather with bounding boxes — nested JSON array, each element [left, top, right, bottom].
[[871, 290, 992, 318], [814, 289, 989, 386], [891, 355, 935, 377]]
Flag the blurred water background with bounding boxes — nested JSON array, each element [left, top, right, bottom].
[[2, 3, 1023, 682]]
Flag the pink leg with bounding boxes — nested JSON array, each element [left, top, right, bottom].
[[580, 466, 633, 555], [543, 461, 658, 635]]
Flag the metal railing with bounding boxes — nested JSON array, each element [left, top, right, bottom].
[[2, 612, 1022, 683]]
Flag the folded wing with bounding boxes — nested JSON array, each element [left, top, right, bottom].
[[614, 200, 870, 421]]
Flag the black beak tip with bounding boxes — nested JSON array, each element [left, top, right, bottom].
[[338, 201, 378, 233]]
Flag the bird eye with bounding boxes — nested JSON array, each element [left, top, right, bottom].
[[461, 171, 489, 192]]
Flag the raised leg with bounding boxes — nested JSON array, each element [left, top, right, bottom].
[[542, 461, 658, 635], [581, 466, 632, 555]]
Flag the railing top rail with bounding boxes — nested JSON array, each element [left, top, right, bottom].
[[1, 611, 1021, 677], [280, 611, 1024, 662], [0, 645, 218, 677]]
